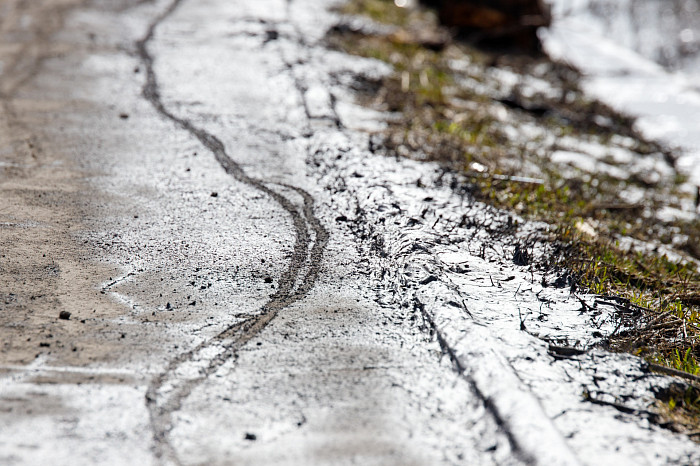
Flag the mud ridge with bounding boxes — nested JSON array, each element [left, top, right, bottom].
[[320, 153, 561, 465], [136, 0, 328, 463]]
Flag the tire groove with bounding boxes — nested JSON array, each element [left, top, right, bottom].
[[136, 1, 328, 463]]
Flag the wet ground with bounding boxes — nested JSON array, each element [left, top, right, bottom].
[[1, 0, 700, 464]]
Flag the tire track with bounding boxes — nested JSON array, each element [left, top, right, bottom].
[[136, 1, 328, 463]]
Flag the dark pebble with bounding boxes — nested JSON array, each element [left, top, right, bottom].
[[119, 113, 129, 119], [211, 192, 218, 197], [420, 275, 438, 285], [244, 433, 257, 441], [59, 311, 71, 320]]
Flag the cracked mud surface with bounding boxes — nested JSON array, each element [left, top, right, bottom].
[[1, 0, 700, 464]]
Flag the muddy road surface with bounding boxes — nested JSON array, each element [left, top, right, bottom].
[[1, 0, 699, 465]]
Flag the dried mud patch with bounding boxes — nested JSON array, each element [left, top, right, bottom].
[[0, 159, 158, 368]]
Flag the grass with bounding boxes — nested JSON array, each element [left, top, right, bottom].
[[655, 382, 700, 434], [329, 0, 700, 432]]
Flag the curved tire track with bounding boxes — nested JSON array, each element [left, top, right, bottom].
[[136, 1, 328, 463]]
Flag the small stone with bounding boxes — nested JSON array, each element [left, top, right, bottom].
[[264, 277, 273, 284], [59, 311, 71, 320], [119, 113, 129, 119], [210, 192, 218, 197], [244, 433, 257, 441]]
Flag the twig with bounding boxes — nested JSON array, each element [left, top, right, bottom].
[[464, 171, 545, 185], [582, 391, 659, 420], [518, 307, 526, 331], [589, 202, 643, 212], [645, 309, 675, 328], [574, 294, 593, 312], [595, 295, 653, 314], [643, 319, 684, 332], [548, 345, 587, 358], [647, 363, 700, 384]]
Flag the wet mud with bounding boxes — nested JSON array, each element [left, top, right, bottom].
[[2, 0, 700, 465]]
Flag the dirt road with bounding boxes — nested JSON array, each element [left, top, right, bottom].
[[1, 0, 699, 464]]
